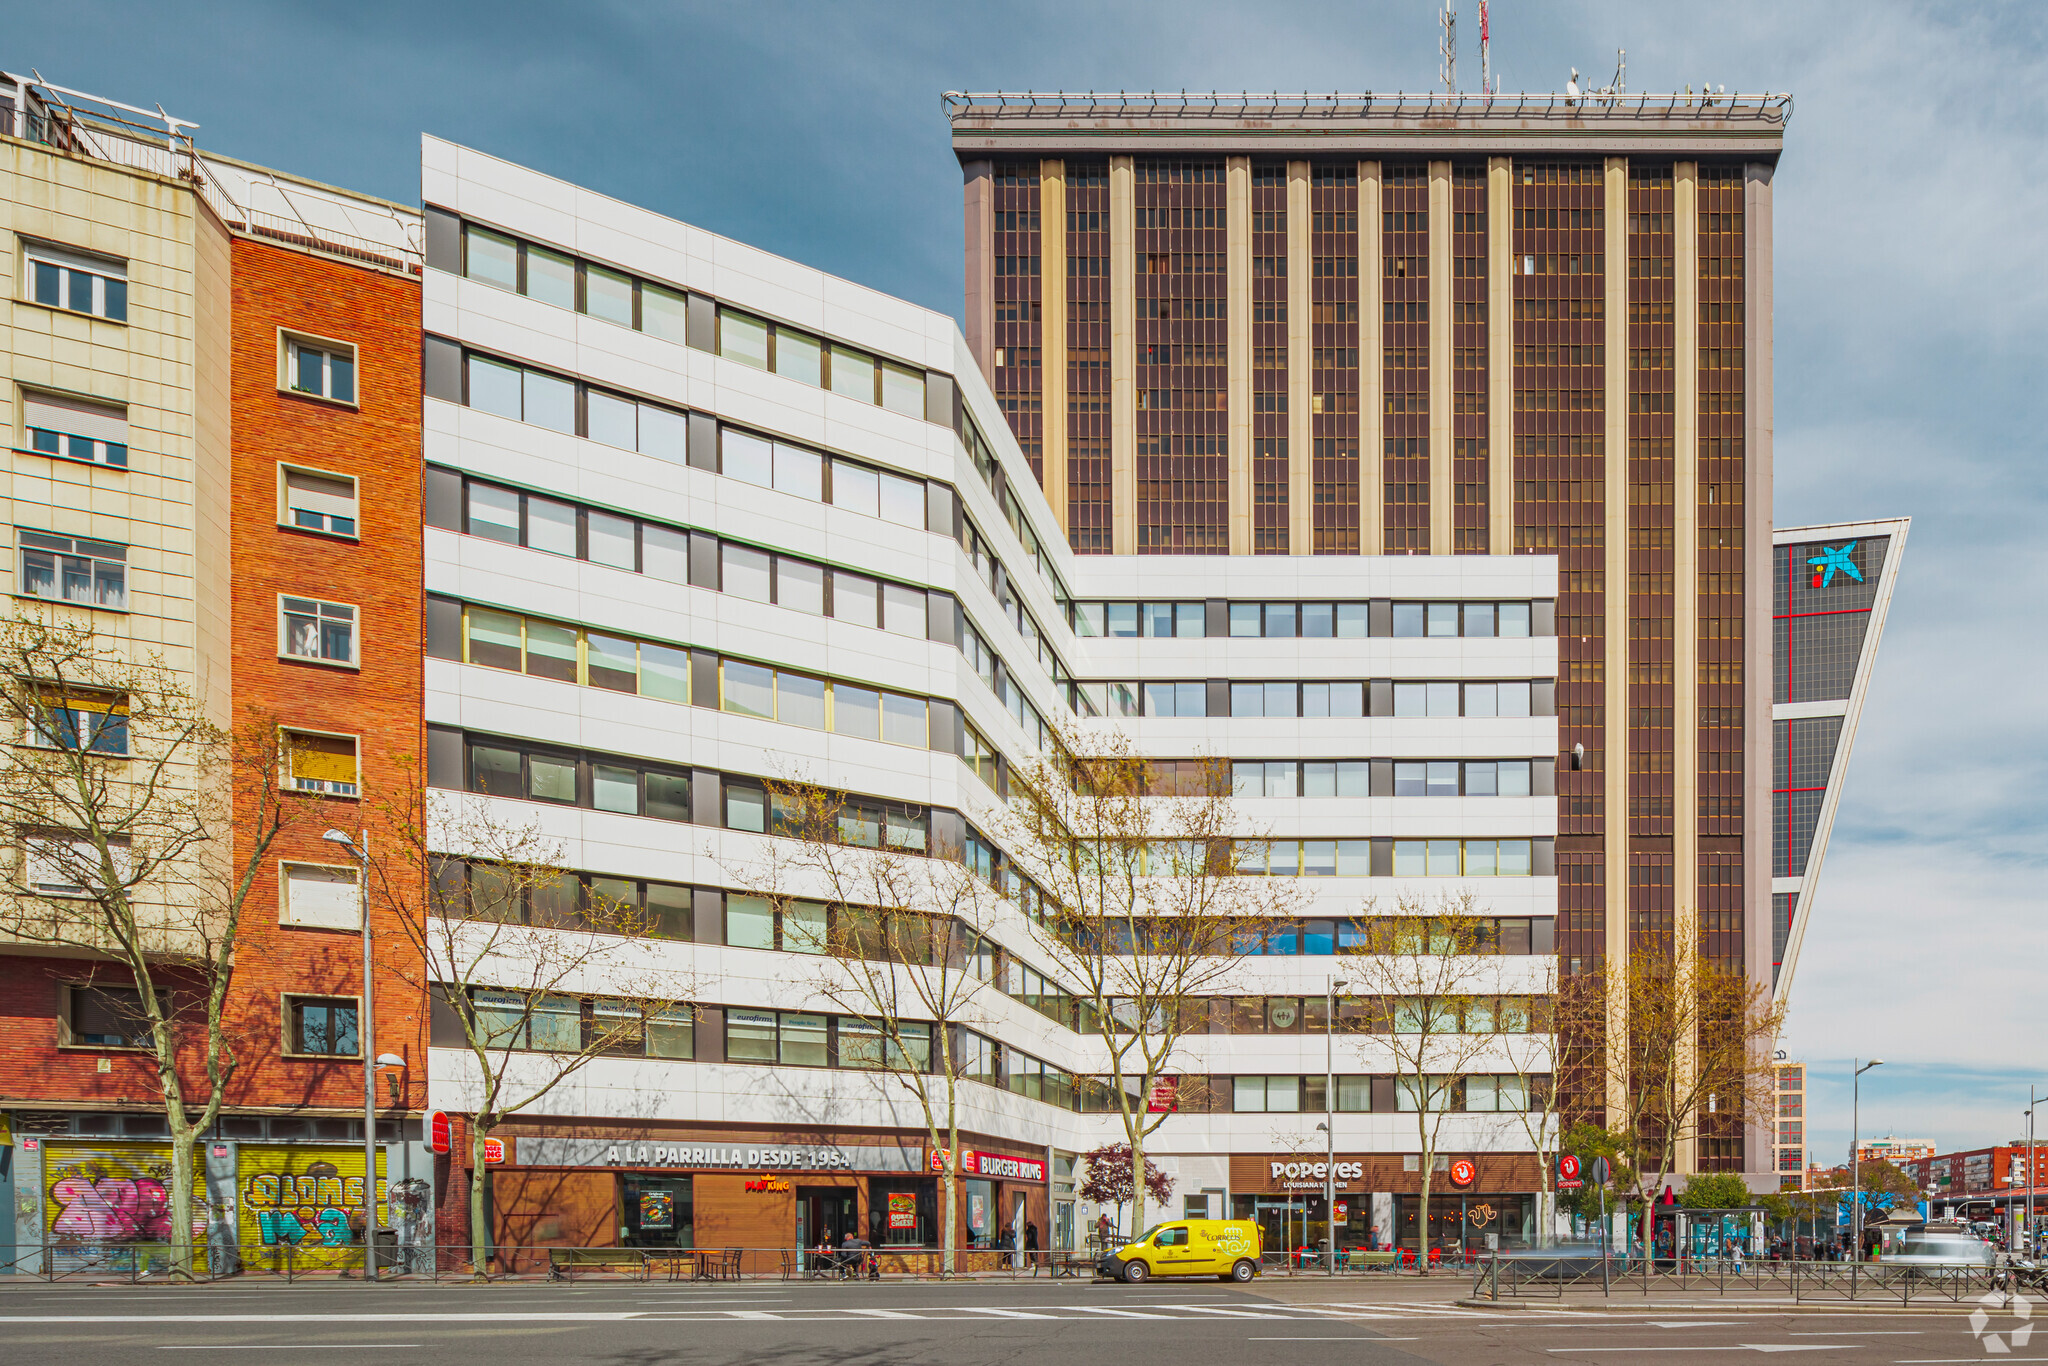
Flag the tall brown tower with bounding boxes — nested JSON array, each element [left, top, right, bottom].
[[952, 90, 1786, 1173]]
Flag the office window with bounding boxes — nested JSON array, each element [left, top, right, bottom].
[[280, 861, 362, 931], [23, 391, 128, 468], [882, 583, 926, 637], [284, 730, 360, 797], [287, 996, 361, 1056], [63, 984, 153, 1048], [280, 333, 357, 404], [720, 311, 771, 369], [880, 363, 926, 417], [279, 467, 359, 538], [585, 266, 634, 326], [721, 544, 772, 602], [466, 355, 524, 418], [463, 225, 520, 290], [279, 597, 358, 667], [28, 690, 128, 756], [26, 241, 127, 321], [828, 345, 877, 401], [524, 245, 575, 308], [771, 327, 821, 386], [18, 532, 127, 611], [587, 390, 637, 450]]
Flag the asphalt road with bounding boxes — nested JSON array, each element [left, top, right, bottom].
[[0, 1275, 2026, 1365]]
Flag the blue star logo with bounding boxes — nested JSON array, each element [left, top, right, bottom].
[[1808, 543, 1863, 588]]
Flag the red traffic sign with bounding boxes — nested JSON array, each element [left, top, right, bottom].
[[1556, 1153, 1584, 1190], [1450, 1159, 1476, 1187], [428, 1110, 452, 1155]]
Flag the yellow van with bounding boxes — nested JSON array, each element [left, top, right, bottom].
[[1099, 1219, 1262, 1283]]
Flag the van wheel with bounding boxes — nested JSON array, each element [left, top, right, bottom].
[[1230, 1259, 1256, 1283], [1123, 1261, 1149, 1284]]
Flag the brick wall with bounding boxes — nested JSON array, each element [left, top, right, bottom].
[[223, 236, 424, 1115]]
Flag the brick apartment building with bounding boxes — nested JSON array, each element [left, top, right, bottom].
[[0, 74, 427, 1274]]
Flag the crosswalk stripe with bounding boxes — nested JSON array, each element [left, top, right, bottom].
[[957, 1308, 1058, 1319]]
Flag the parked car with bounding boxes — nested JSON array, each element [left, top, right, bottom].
[[1099, 1219, 1262, 1283]]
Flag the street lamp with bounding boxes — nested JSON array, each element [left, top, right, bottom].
[[324, 828, 378, 1281], [1851, 1059, 1883, 1275], [2024, 1089, 2043, 1257], [1325, 975, 1347, 1274]]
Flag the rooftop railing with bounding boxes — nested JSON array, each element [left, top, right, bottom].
[[2, 68, 421, 272], [942, 89, 1792, 125]]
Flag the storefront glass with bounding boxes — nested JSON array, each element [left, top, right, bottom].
[[869, 1177, 935, 1246], [620, 1174, 694, 1248], [962, 1177, 995, 1247], [1395, 1192, 1536, 1254]]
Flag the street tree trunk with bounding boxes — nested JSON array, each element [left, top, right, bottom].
[[470, 1123, 493, 1275]]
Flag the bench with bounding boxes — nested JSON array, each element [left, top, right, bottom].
[[1050, 1252, 1095, 1279], [1345, 1250, 1400, 1271], [547, 1247, 651, 1281]]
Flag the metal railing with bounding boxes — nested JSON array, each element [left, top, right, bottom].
[[1473, 1252, 2012, 1303], [3, 70, 421, 272], [2, 1242, 1102, 1283], [941, 89, 1792, 123]]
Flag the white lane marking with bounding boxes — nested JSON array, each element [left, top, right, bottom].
[[0, 1314, 647, 1324], [955, 1307, 1058, 1318], [844, 1309, 922, 1319], [1546, 1349, 1853, 1356], [1063, 1307, 1179, 1318], [726, 1310, 783, 1320]]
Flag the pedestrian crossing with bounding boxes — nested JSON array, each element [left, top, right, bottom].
[[626, 1299, 1524, 1324]]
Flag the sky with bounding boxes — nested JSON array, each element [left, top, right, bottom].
[[14, 0, 2046, 1168]]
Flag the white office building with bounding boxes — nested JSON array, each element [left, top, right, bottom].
[[418, 137, 1557, 1265]]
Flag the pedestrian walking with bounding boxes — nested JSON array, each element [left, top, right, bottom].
[[1025, 1221, 1040, 1276], [1096, 1212, 1112, 1248]]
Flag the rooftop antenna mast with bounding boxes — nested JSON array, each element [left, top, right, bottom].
[[1478, 1, 1493, 95], [1439, 2, 1459, 95], [1611, 47, 1627, 96]]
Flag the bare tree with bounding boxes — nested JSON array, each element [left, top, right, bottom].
[[1605, 952, 1786, 1217], [0, 616, 294, 1278], [739, 778, 1007, 1275], [370, 778, 694, 1272], [1340, 894, 1505, 1269], [1002, 732, 1301, 1236], [1491, 963, 1603, 1247]]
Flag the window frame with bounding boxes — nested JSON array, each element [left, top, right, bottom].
[[277, 594, 361, 669], [58, 980, 159, 1050], [23, 239, 128, 322], [277, 858, 365, 932], [276, 463, 361, 541], [281, 992, 364, 1060], [19, 387, 130, 469], [276, 329, 360, 408], [16, 531, 129, 614], [280, 727, 363, 799]]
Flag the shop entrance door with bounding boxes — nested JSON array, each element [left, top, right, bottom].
[[798, 1188, 858, 1252]]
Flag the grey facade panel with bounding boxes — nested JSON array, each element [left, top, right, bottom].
[[425, 595, 462, 660], [686, 292, 718, 351], [689, 652, 719, 709], [424, 206, 462, 275], [426, 726, 463, 791], [1531, 599, 1556, 637], [424, 465, 463, 531], [925, 370, 956, 429], [688, 532, 720, 590], [687, 411, 720, 472], [423, 334, 463, 403]]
